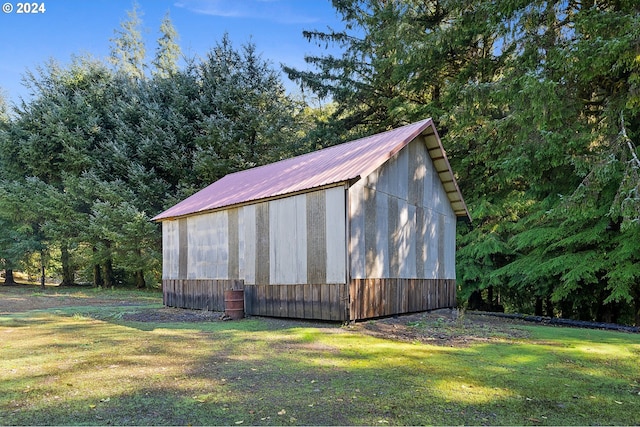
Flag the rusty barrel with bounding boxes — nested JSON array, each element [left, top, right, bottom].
[[224, 289, 244, 320]]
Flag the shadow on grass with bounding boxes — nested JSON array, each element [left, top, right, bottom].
[[1, 286, 639, 425]]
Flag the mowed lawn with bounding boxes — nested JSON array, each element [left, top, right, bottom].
[[1, 285, 639, 426]]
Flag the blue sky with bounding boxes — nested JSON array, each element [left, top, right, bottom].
[[0, 0, 344, 105]]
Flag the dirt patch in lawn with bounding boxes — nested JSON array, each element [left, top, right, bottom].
[[121, 307, 530, 347], [1, 283, 529, 347], [122, 307, 225, 322], [346, 310, 531, 346]]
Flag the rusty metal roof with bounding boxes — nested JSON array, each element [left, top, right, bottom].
[[152, 118, 470, 221]]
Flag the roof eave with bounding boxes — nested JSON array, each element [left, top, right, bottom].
[[152, 180, 351, 222], [420, 123, 472, 223]]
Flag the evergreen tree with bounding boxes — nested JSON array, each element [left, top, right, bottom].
[[0, 90, 17, 285], [479, 0, 640, 322], [109, 1, 146, 80], [0, 90, 7, 122], [291, 0, 640, 323], [3, 58, 111, 286], [0, 178, 56, 287], [194, 34, 304, 183], [152, 11, 181, 78]]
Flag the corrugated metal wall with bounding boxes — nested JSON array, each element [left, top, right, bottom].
[[348, 135, 457, 282], [161, 186, 347, 285]]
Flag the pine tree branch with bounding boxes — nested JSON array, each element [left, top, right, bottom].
[[620, 112, 640, 169]]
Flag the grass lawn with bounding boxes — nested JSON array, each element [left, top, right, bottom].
[[1, 284, 639, 426]]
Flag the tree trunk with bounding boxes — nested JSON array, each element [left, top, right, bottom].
[[559, 299, 573, 319], [534, 297, 543, 316], [103, 258, 114, 288], [467, 290, 485, 311], [93, 264, 103, 287], [60, 244, 74, 286], [3, 269, 16, 285], [92, 246, 103, 287], [135, 270, 145, 289], [103, 242, 114, 288], [634, 290, 640, 327], [545, 296, 554, 318], [39, 250, 46, 289]]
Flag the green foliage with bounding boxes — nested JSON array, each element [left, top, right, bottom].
[[2, 0, 637, 323], [291, 0, 640, 324], [109, 1, 146, 80], [0, 7, 310, 288], [192, 34, 307, 183], [0, 90, 8, 123], [152, 11, 181, 79]]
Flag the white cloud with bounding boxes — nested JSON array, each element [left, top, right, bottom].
[[173, 0, 319, 24]]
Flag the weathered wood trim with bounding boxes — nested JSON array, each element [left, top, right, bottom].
[[348, 278, 456, 321], [178, 219, 188, 278], [228, 208, 239, 279], [306, 191, 326, 284], [255, 202, 270, 285]]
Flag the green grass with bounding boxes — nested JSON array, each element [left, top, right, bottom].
[[1, 285, 639, 425]]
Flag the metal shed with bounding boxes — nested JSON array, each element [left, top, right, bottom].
[[152, 118, 470, 321]]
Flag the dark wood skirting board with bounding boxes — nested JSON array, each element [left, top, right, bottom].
[[244, 283, 348, 321], [349, 278, 456, 321], [163, 278, 455, 321], [163, 279, 244, 311]]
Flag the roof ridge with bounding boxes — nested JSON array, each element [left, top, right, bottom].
[[222, 118, 433, 178], [152, 118, 470, 222]]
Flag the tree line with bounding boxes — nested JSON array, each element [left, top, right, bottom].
[[0, 5, 311, 289], [285, 0, 640, 325], [1, 1, 638, 325]]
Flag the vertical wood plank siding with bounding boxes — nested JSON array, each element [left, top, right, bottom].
[[163, 279, 244, 311], [244, 283, 348, 321], [164, 281, 350, 322], [161, 136, 460, 321], [163, 265, 455, 321], [349, 278, 456, 321]]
